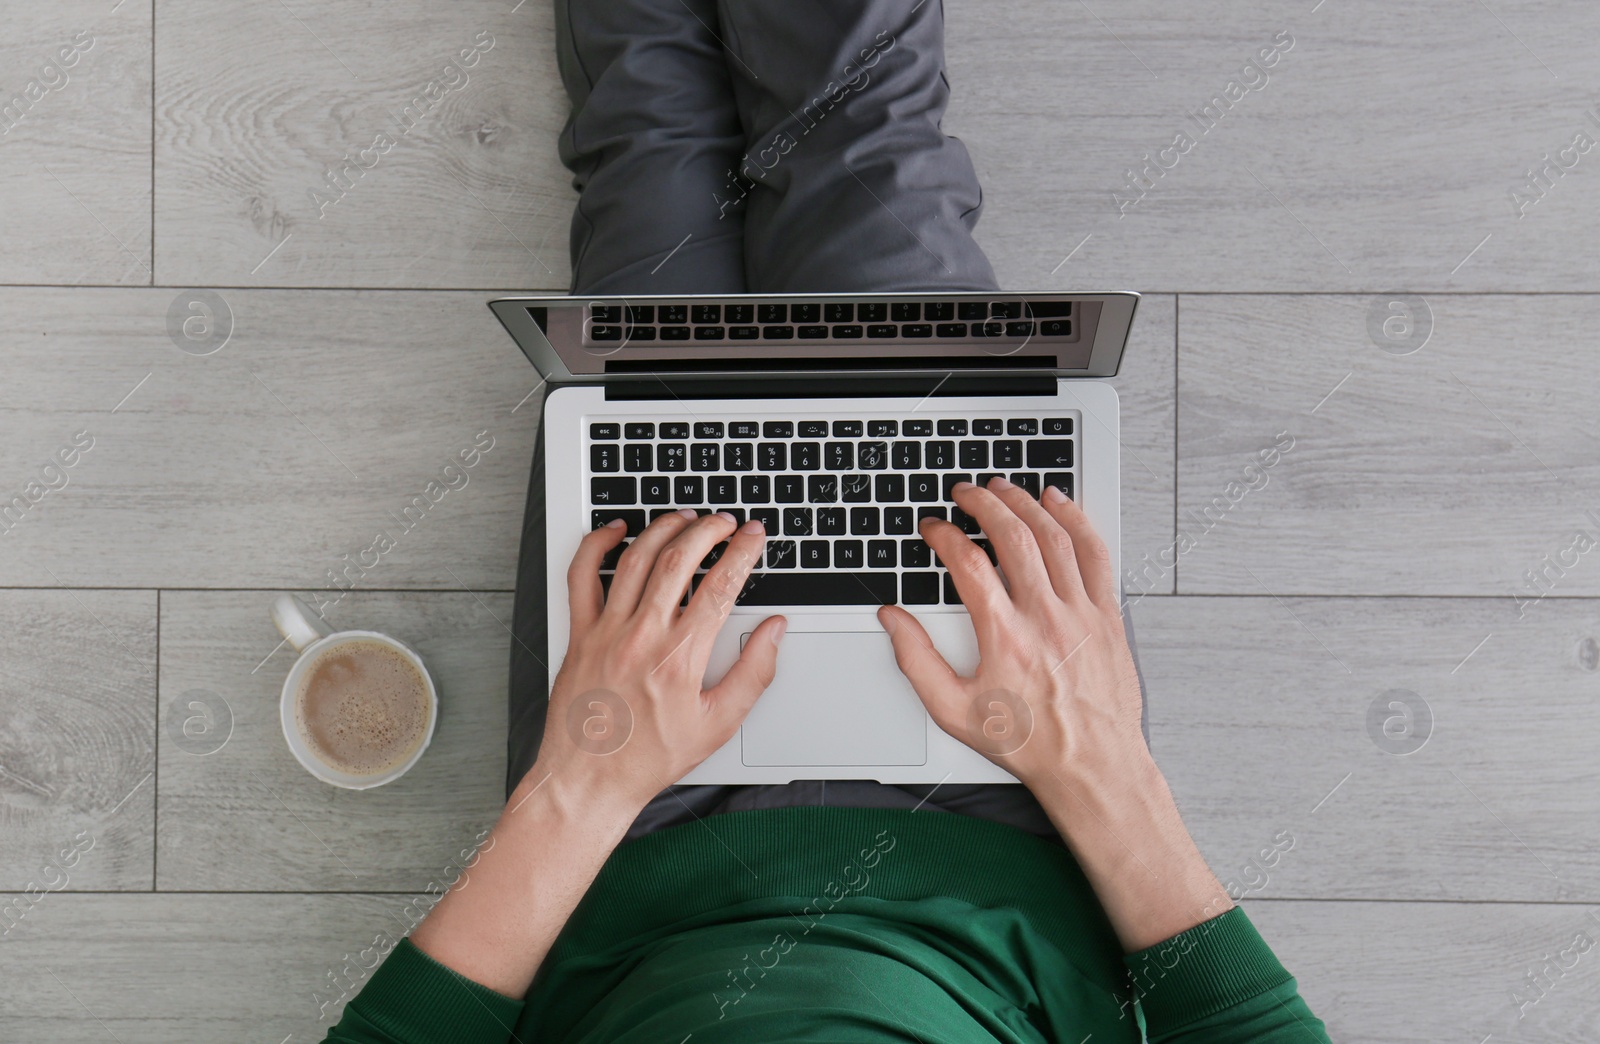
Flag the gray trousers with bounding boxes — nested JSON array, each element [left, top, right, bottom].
[[508, 0, 1146, 843]]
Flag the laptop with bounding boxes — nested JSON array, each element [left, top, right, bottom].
[[489, 291, 1137, 784]]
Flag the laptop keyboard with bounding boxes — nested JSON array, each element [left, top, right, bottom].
[[584, 299, 1073, 345], [587, 414, 1076, 607]]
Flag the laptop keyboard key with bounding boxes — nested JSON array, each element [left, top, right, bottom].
[[868, 420, 897, 437], [902, 419, 933, 436], [763, 421, 793, 438], [959, 441, 988, 468], [657, 444, 687, 472], [660, 423, 690, 439], [708, 475, 738, 504], [784, 508, 814, 535], [818, 507, 847, 535], [730, 421, 760, 438], [1026, 440, 1074, 468], [884, 506, 914, 534], [800, 540, 828, 568], [925, 441, 955, 468], [1044, 417, 1074, 435], [750, 507, 781, 535], [825, 441, 854, 469], [834, 540, 864, 568], [775, 475, 804, 502], [993, 440, 1022, 468], [641, 476, 671, 504], [850, 507, 880, 535], [758, 304, 787, 323], [792, 303, 821, 323], [892, 441, 921, 469], [624, 444, 652, 472], [724, 443, 754, 471], [937, 419, 967, 436], [592, 509, 645, 536], [1007, 418, 1039, 436], [807, 475, 837, 503], [792, 442, 821, 470], [902, 572, 939, 604], [841, 475, 872, 502], [691, 444, 719, 471], [858, 441, 888, 469], [764, 539, 796, 568], [943, 573, 963, 605], [972, 419, 1003, 436], [736, 571, 894, 606], [908, 474, 938, 501], [590, 477, 635, 505], [875, 475, 905, 502], [675, 476, 703, 504], [591, 423, 620, 439], [868, 540, 896, 568], [758, 442, 786, 470], [1011, 472, 1040, 497], [901, 538, 931, 568], [741, 475, 771, 503], [591, 444, 619, 472], [798, 421, 829, 437], [1043, 472, 1074, 499], [825, 302, 854, 322]]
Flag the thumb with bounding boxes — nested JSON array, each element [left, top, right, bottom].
[[704, 615, 786, 726], [877, 605, 967, 725]]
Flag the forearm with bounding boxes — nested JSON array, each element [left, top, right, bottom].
[[408, 766, 641, 998], [1031, 752, 1229, 954]]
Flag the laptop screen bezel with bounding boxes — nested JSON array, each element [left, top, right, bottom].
[[487, 290, 1138, 381]]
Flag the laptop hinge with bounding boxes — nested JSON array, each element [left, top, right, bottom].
[[604, 373, 1057, 400]]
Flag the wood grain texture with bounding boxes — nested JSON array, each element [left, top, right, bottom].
[[1142, 596, 1600, 904], [1110, 294, 1176, 595], [0, 287, 540, 590], [154, 0, 572, 289], [2, 891, 1596, 1043], [1175, 294, 1600, 596], [0, 0, 152, 285], [944, 0, 1600, 292], [0, 892, 419, 1041], [156, 591, 511, 891], [1250, 899, 1600, 1043], [0, 591, 154, 894]]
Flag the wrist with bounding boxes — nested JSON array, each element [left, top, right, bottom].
[[506, 759, 647, 841]]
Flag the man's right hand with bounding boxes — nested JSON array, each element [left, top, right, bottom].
[[876, 476, 1147, 793], [877, 476, 1230, 953]]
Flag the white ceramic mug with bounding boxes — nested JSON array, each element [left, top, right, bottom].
[[271, 594, 438, 789]]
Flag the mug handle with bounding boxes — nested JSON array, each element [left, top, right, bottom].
[[272, 594, 332, 653]]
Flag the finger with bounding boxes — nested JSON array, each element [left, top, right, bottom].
[[1041, 484, 1118, 609], [567, 518, 627, 629], [638, 511, 740, 620], [605, 509, 698, 616], [949, 481, 1053, 602], [919, 516, 1011, 635], [681, 516, 767, 636], [876, 605, 968, 726], [703, 614, 787, 730], [983, 476, 1088, 604]]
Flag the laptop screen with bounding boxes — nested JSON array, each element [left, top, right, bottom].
[[488, 291, 1137, 381]]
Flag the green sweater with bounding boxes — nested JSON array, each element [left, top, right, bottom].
[[322, 807, 1328, 1043]]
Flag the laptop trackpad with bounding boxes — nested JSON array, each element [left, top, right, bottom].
[[740, 630, 927, 767]]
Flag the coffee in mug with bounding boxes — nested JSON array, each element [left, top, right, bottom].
[[271, 594, 439, 789], [295, 639, 432, 776]]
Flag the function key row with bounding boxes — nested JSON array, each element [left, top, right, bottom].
[[587, 320, 1068, 342], [591, 418, 1073, 439]]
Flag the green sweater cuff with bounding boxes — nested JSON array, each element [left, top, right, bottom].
[[1124, 907, 1292, 1031], [333, 939, 524, 1044]]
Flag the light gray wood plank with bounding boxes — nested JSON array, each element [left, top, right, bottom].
[[1110, 294, 1176, 596], [0, 591, 154, 894], [1175, 294, 1600, 596], [0, 892, 416, 1041], [945, 1, 1600, 292], [1142, 596, 1600, 904], [154, 0, 571, 288], [0, 0, 152, 285], [1251, 899, 1600, 1043], [4, 891, 1597, 1042], [0, 287, 539, 589], [157, 591, 510, 891]]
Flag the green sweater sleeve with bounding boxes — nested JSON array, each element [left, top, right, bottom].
[[1124, 908, 1330, 1043], [319, 940, 524, 1044]]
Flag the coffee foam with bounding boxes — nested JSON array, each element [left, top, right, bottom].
[[295, 638, 431, 776]]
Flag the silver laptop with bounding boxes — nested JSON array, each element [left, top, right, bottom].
[[489, 291, 1136, 784]]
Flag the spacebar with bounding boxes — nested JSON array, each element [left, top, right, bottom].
[[737, 571, 896, 606]]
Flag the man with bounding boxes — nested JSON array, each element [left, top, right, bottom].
[[320, 1, 1329, 1040]]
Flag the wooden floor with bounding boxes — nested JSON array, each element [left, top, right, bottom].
[[3, 1, 1599, 1040]]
